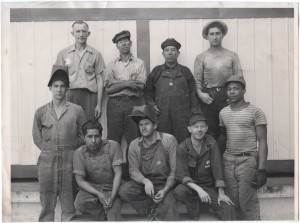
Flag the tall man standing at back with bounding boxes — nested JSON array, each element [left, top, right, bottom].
[[194, 20, 243, 145], [104, 30, 147, 180], [56, 20, 106, 121]]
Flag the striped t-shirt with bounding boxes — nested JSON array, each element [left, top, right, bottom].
[[219, 103, 267, 155]]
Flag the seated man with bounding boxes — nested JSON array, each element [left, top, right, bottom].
[[174, 111, 236, 220], [73, 120, 123, 221], [118, 105, 179, 221]]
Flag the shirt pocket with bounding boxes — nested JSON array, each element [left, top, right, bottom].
[[84, 61, 95, 74], [41, 114, 55, 142]]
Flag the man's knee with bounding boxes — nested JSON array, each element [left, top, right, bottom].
[[118, 181, 142, 201], [174, 184, 191, 201]]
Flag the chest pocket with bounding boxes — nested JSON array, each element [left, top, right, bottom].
[[41, 114, 55, 142], [84, 60, 95, 74]]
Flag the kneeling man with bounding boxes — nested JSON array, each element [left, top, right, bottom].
[[73, 120, 123, 221], [174, 111, 236, 220], [118, 105, 179, 221]]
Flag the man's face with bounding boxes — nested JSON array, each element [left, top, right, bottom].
[[188, 121, 208, 141], [84, 129, 102, 152], [162, 46, 180, 64], [49, 80, 67, 100], [227, 82, 246, 103], [139, 119, 157, 138], [207, 27, 223, 47], [116, 38, 132, 54], [72, 23, 90, 44]]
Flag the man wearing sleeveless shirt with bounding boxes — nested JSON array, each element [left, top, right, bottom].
[[194, 20, 243, 147], [219, 75, 268, 220]]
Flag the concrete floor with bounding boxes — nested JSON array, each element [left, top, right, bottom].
[[10, 197, 295, 222]]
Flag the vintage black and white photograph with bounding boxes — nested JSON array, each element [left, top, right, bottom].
[[2, 1, 298, 222]]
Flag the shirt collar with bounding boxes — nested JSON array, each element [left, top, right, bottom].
[[163, 62, 179, 70], [117, 53, 134, 62], [68, 44, 93, 53], [186, 134, 213, 157], [138, 131, 162, 144]]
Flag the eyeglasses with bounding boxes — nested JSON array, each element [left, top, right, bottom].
[[117, 39, 130, 44]]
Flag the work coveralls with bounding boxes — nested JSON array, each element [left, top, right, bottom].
[[32, 102, 86, 221], [145, 63, 198, 143], [174, 135, 236, 220], [118, 136, 179, 220], [73, 141, 123, 221]]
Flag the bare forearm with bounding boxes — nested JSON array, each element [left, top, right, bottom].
[[111, 168, 122, 200], [77, 178, 103, 197], [258, 141, 268, 169]]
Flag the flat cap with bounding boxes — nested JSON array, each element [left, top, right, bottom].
[[187, 111, 207, 126], [129, 105, 159, 125], [161, 38, 181, 50], [112, 30, 131, 44], [225, 75, 246, 88], [202, 20, 228, 40], [48, 65, 70, 87]]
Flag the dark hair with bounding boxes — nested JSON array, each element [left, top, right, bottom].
[[205, 22, 225, 36], [72, 20, 89, 29], [82, 120, 103, 136]]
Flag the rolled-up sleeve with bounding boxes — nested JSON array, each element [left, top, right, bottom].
[[136, 61, 147, 86], [94, 51, 106, 77], [194, 53, 205, 90], [104, 62, 114, 88], [73, 148, 86, 177], [176, 144, 195, 185], [128, 140, 145, 183]]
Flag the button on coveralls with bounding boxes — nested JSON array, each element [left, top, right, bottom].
[[32, 102, 86, 221]]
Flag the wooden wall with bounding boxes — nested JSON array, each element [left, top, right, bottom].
[[10, 14, 295, 165]]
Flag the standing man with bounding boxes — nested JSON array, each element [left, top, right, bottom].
[[32, 65, 86, 221], [194, 20, 243, 145], [55, 20, 106, 121], [145, 38, 198, 143], [219, 75, 268, 220], [73, 120, 123, 221], [174, 111, 236, 220], [118, 105, 179, 221], [104, 30, 147, 180]]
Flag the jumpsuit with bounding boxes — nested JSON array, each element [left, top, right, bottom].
[[73, 141, 123, 221], [32, 102, 86, 221], [119, 137, 179, 220], [145, 64, 198, 143]]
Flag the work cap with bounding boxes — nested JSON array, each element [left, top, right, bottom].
[[225, 75, 246, 88], [202, 20, 228, 40], [129, 105, 159, 125], [187, 111, 207, 126], [112, 30, 131, 43], [161, 38, 181, 50], [48, 65, 70, 87]]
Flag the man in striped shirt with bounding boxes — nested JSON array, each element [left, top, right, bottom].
[[219, 75, 268, 220]]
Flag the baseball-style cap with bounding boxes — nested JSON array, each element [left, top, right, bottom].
[[225, 75, 246, 88], [112, 30, 131, 44], [129, 105, 159, 125], [48, 65, 70, 87], [161, 38, 181, 50], [202, 20, 228, 40], [187, 111, 207, 126]]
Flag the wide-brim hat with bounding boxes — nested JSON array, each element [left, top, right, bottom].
[[202, 20, 228, 40], [187, 111, 207, 126], [112, 30, 131, 44], [225, 75, 246, 88], [129, 105, 159, 125], [48, 65, 70, 87]]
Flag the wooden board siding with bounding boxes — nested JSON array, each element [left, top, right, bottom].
[[10, 16, 295, 165]]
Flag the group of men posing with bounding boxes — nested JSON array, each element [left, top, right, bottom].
[[32, 19, 268, 221]]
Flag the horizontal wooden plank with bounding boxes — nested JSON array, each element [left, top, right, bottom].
[[11, 160, 294, 179], [10, 8, 294, 22]]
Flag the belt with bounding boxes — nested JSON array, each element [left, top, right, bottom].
[[112, 95, 137, 101], [235, 152, 252, 156]]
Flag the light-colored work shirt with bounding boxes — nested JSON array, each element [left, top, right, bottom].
[[194, 48, 243, 90], [219, 103, 267, 155], [128, 131, 177, 188], [55, 44, 106, 92], [104, 55, 147, 97]]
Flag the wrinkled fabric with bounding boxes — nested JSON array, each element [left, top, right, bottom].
[[223, 153, 260, 220], [145, 63, 198, 143], [32, 102, 86, 221]]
